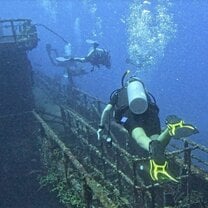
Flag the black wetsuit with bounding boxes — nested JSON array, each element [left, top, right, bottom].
[[109, 88, 161, 137], [85, 48, 111, 68]]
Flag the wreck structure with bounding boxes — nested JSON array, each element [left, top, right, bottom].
[[0, 19, 208, 208], [34, 72, 208, 208], [0, 19, 63, 208]]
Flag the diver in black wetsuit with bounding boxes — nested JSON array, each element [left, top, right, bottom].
[[55, 41, 111, 71], [72, 41, 111, 71], [97, 70, 198, 181]]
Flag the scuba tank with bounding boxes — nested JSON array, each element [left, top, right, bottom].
[[64, 42, 72, 58], [111, 70, 149, 115], [127, 77, 148, 114]]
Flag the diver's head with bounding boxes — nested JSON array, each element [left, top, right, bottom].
[[93, 41, 99, 49]]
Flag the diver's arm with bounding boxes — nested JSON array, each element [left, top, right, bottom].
[[99, 104, 113, 128], [97, 104, 113, 140]]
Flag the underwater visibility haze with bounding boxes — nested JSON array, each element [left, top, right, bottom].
[[0, 0, 208, 207], [2, 0, 206, 142]]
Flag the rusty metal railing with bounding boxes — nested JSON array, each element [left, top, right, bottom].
[[34, 71, 208, 207]]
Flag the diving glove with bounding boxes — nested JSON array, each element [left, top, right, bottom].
[[166, 115, 199, 139]]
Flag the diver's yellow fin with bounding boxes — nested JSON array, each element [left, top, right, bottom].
[[149, 159, 178, 182], [166, 115, 198, 139]]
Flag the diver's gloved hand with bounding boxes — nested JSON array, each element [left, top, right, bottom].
[[166, 115, 199, 139], [149, 140, 165, 165], [97, 125, 104, 140]]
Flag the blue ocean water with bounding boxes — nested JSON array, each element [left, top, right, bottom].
[[0, 0, 207, 146]]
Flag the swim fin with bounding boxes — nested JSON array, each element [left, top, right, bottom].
[[166, 115, 199, 139], [149, 159, 178, 182], [149, 140, 178, 182]]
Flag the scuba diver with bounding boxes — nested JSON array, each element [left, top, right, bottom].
[[45, 43, 88, 79], [97, 70, 198, 181], [57, 40, 111, 71], [73, 40, 111, 71]]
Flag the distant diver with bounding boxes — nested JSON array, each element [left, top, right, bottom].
[[97, 70, 199, 182], [57, 40, 111, 71], [37, 24, 111, 71], [45, 43, 88, 77]]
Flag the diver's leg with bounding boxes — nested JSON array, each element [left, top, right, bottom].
[[157, 128, 171, 147], [131, 127, 166, 165], [73, 57, 86, 63], [157, 115, 199, 147], [166, 115, 198, 139], [131, 127, 151, 151]]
